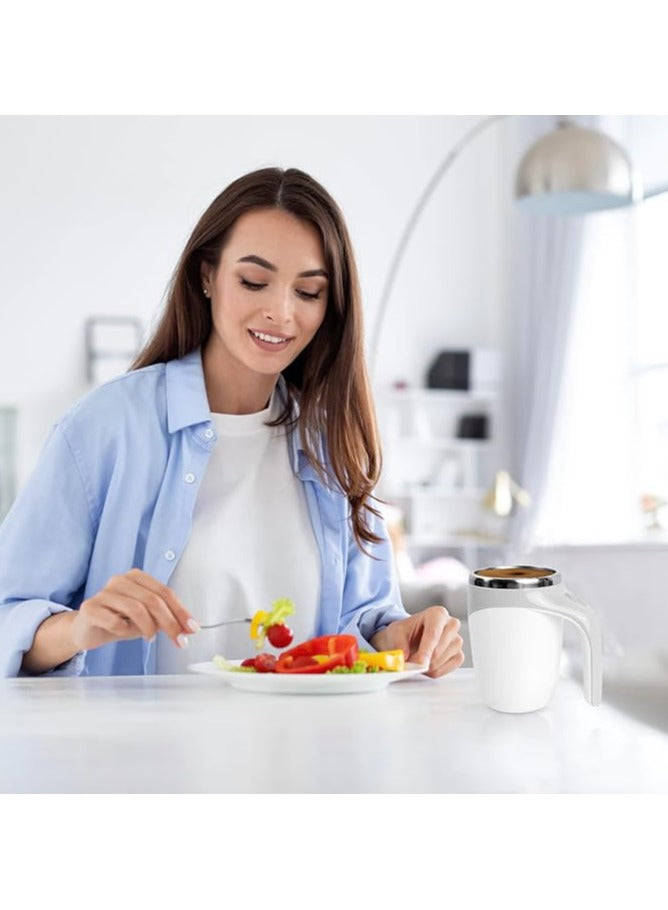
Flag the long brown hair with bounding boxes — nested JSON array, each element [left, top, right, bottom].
[[131, 167, 384, 551]]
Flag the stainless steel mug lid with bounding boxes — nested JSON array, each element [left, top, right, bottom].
[[469, 565, 561, 589]]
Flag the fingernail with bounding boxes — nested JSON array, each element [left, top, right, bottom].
[[187, 618, 201, 633], [177, 634, 188, 648]]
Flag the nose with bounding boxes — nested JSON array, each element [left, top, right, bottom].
[[264, 286, 294, 325]]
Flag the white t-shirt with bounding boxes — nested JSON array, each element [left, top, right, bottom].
[[156, 389, 321, 673]]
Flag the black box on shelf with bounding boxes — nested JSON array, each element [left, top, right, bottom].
[[456, 414, 489, 439], [426, 348, 500, 391]]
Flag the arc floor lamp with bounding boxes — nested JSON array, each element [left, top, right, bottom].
[[368, 114, 668, 378]]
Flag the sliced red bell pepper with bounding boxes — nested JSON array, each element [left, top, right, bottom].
[[275, 634, 359, 674]]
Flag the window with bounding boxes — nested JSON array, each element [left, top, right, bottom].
[[531, 194, 668, 546]]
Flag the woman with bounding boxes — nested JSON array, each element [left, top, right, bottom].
[[0, 167, 464, 678]]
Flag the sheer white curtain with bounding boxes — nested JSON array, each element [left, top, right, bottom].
[[530, 202, 638, 545], [504, 116, 594, 558]]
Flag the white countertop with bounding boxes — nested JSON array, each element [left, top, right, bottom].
[[1, 658, 667, 793]]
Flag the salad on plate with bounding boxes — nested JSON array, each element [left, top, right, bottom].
[[213, 598, 407, 676]]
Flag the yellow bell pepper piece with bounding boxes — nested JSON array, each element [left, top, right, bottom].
[[250, 610, 268, 641], [357, 650, 406, 671]]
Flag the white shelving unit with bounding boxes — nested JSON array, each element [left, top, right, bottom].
[[376, 386, 505, 568], [0, 405, 17, 524]]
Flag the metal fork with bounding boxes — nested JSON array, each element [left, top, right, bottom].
[[196, 617, 252, 631]]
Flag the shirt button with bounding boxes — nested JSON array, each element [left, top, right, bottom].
[[204, 428, 214, 439], [165, 550, 176, 561], [185, 472, 195, 483]]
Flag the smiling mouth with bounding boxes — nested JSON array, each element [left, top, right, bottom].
[[248, 329, 293, 346]]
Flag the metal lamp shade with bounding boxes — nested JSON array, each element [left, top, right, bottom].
[[515, 122, 642, 213]]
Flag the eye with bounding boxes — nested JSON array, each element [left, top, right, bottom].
[[297, 290, 322, 301], [240, 278, 266, 291]]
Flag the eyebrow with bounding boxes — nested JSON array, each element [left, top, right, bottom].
[[237, 254, 329, 280]]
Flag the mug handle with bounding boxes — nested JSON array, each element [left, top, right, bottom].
[[526, 587, 603, 706]]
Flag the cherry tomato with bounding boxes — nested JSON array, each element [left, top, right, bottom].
[[266, 623, 294, 648], [241, 658, 257, 668], [254, 653, 277, 673]]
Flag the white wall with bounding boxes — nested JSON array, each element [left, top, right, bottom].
[[0, 115, 511, 487]]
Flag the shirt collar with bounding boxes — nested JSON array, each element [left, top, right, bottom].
[[164, 347, 313, 475], [165, 347, 212, 433]]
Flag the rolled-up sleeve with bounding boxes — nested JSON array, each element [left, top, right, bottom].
[[0, 422, 94, 677], [339, 505, 409, 649]]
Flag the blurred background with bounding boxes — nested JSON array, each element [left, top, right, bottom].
[[2, 114, 667, 662]]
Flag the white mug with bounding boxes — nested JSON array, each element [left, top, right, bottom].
[[467, 565, 603, 713]]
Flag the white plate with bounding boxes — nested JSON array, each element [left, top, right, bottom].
[[188, 659, 428, 694]]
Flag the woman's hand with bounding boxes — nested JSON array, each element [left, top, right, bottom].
[[370, 605, 464, 678], [71, 568, 199, 653]]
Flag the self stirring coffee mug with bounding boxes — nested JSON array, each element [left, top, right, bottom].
[[467, 566, 603, 713]]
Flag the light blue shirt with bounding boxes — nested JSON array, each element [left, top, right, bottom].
[[0, 348, 407, 677]]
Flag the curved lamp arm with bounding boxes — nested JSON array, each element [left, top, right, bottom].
[[367, 114, 508, 379], [366, 114, 668, 381]]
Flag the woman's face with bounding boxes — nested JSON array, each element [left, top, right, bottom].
[[202, 208, 329, 382]]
